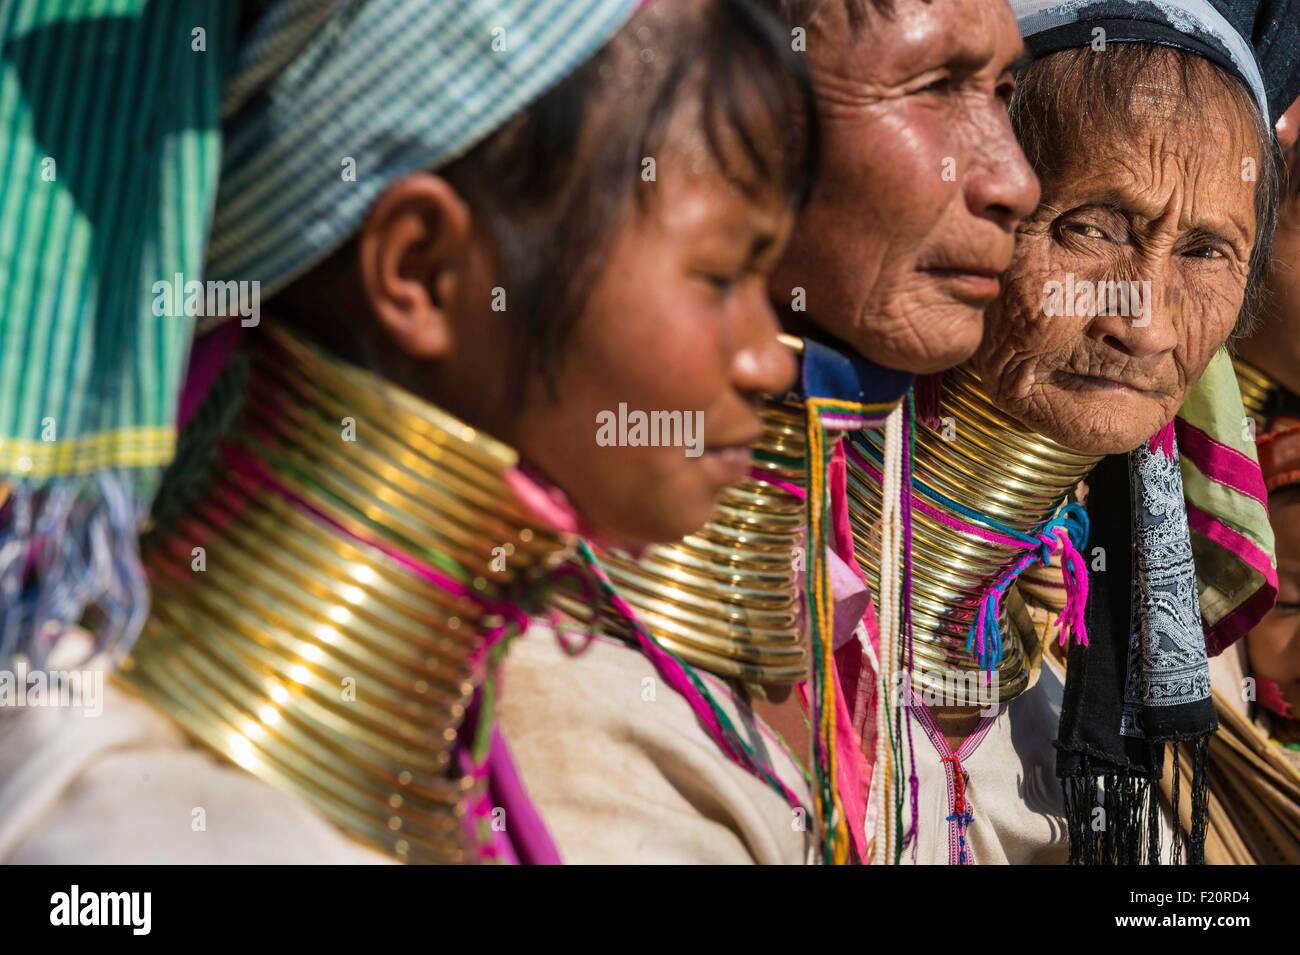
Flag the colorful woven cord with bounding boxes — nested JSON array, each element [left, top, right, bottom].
[[864, 401, 915, 864], [844, 439, 1092, 677], [573, 540, 808, 814], [804, 398, 867, 865]]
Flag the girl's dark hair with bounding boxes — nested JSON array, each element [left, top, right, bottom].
[[439, 0, 820, 393]]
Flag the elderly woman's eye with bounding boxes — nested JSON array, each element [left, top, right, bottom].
[[1182, 244, 1226, 260], [1063, 222, 1109, 240]]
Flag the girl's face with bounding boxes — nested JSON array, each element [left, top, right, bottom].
[[1249, 489, 1300, 719], [508, 156, 798, 546], [354, 105, 800, 548]]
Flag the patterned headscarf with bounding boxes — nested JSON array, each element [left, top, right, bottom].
[[1012, 0, 1300, 125], [0, 0, 639, 667]]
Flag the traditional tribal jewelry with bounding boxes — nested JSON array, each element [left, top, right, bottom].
[[845, 367, 1101, 703], [555, 399, 809, 687], [120, 325, 568, 864], [547, 391, 819, 839], [553, 335, 908, 864]]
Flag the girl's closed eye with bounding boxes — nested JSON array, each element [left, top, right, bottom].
[[696, 267, 745, 297]]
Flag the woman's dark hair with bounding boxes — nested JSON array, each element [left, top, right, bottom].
[[1010, 44, 1283, 339], [439, 0, 820, 394]]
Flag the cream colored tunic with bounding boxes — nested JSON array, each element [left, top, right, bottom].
[[0, 638, 387, 864], [497, 626, 816, 864], [896, 654, 1178, 864], [900, 657, 1070, 865]]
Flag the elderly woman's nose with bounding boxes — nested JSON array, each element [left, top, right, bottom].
[[966, 117, 1041, 231], [1085, 301, 1179, 360]]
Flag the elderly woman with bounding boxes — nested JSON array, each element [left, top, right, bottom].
[[846, 0, 1300, 865]]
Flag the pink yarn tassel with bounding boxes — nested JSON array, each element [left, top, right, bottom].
[[1148, 420, 1175, 459], [971, 527, 1090, 677], [1051, 526, 1090, 648]]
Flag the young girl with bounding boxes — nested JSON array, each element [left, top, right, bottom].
[[0, 0, 816, 863]]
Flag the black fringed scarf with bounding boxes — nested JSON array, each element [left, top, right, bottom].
[[1056, 439, 1216, 864]]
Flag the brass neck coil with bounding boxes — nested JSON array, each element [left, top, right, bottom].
[[1234, 358, 1277, 432], [556, 399, 810, 687], [845, 366, 1101, 703], [121, 326, 564, 863]]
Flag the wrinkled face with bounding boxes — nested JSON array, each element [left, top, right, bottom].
[[769, 0, 1039, 373], [1249, 489, 1300, 720], [510, 153, 797, 546], [973, 77, 1259, 453]]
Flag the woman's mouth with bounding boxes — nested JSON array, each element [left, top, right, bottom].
[[699, 444, 754, 486], [1057, 370, 1156, 395], [1062, 372, 1134, 392], [918, 265, 1004, 304]]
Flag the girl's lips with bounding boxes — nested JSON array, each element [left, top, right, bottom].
[[700, 444, 754, 485]]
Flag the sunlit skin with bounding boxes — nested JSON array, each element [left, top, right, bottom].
[[758, 0, 1040, 758], [770, 0, 1039, 374], [928, 63, 1262, 752], [1237, 97, 1300, 391], [348, 144, 798, 549], [509, 163, 798, 545], [973, 77, 1260, 454], [1248, 489, 1300, 740]]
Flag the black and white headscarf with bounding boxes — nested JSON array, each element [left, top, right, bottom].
[[1014, 0, 1300, 125], [1057, 442, 1216, 865]]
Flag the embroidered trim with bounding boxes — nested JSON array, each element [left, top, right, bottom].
[[909, 695, 1002, 865], [1121, 437, 1211, 737]]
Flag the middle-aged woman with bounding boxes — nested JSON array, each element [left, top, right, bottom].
[[847, 0, 1300, 864]]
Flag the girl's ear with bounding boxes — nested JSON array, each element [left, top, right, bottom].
[[357, 172, 475, 360]]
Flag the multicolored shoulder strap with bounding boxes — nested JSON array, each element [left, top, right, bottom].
[[796, 337, 912, 864]]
